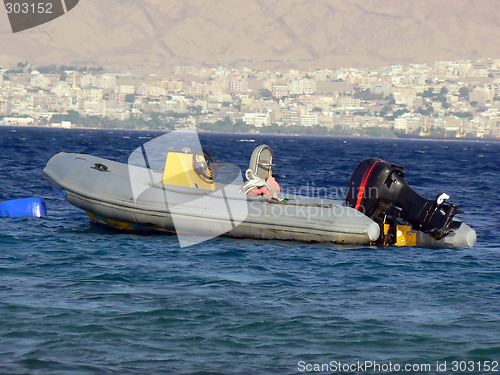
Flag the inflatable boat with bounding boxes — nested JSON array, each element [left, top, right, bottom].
[[43, 133, 476, 248]]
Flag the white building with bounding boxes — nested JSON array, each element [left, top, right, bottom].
[[289, 79, 316, 95], [163, 97, 188, 113], [82, 86, 103, 101], [338, 97, 362, 109], [99, 74, 117, 89], [394, 113, 424, 133], [52, 82, 72, 97], [470, 86, 492, 104], [228, 79, 248, 93], [243, 112, 270, 127], [185, 82, 206, 97], [119, 85, 135, 95], [1, 116, 34, 125], [80, 74, 99, 87], [30, 74, 50, 89], [300, 114, 318, 127], [282, 109, 301, 126]]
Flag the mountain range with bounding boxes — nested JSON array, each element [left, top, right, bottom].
[[1, 0, 499, 72]]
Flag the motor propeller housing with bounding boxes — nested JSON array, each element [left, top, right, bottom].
[[345, 158, 461, 241]]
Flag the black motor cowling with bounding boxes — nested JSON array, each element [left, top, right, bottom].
[[346, 158, 460, 241]]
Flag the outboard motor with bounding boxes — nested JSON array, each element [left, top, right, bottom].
[[346, 158, 461, 243]]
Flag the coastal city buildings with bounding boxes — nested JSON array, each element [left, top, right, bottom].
[[0, 59, 499, 139]]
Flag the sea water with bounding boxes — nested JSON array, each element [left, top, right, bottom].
[[0, 127, 499, 374]]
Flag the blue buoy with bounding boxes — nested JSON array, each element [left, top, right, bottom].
[[0, 198, 47, 218]]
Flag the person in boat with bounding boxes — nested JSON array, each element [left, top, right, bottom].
[[240, 145, 281, 198]]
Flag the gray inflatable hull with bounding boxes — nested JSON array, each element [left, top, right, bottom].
[[44, 152, 380, 245], [43, 152, 476, 247]]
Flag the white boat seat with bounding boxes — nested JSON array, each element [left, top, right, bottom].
[[239, 144, 279, 199], [248, 144, 275, 180]]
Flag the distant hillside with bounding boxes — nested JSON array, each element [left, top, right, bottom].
[[1, 0, 500, 71]]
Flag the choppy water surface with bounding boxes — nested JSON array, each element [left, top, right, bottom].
[[0, 127, 499, 374]]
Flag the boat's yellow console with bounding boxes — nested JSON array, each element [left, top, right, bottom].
[[162, 152, 215, 190]]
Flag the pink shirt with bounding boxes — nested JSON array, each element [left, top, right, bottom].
[[247, 176, 281, 197]]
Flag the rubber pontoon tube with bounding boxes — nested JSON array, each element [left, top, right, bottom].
[[415, 222, 477, 248]]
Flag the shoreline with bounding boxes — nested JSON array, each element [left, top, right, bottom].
[[1, 124, 498, 143]]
